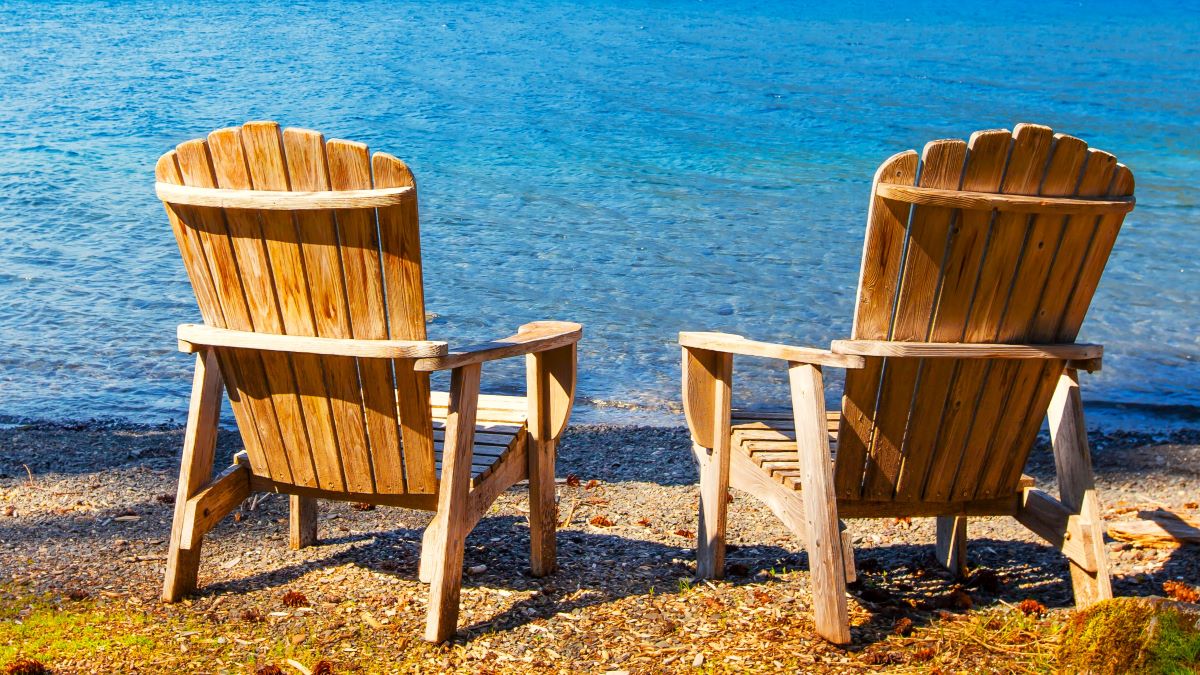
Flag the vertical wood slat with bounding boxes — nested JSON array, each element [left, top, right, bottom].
[[206, 128, 309, 486], [1058, 164, 1136, 340], [327, 139, 407, 494], [163, 143, 279, 481], [156, 151, 277, 482], [282, 128, 375, 494], [835, 124, 1133, 509], [162, 123, 445, 498], [373, 153, 437, 494], [861, 139, 967, 499], [240, 121, 345, 493], [834, 150, 919, 499], [920, 124, 1056, 502], [893, 129, 1012, 501], [952, 133, 1090, 500], [985, 157, 1135, 497]]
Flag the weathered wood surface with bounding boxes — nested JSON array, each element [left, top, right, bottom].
[[157, 123, 580, 644], [680, 124, 1134, 642]]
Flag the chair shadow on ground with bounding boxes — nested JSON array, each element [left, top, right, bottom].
[[193, 509, 1197, 645], [4, 487, 1197, 646], [4, 422, 1197, 646]]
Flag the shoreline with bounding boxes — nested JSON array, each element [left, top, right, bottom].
[[3, 399, 1200, 436]]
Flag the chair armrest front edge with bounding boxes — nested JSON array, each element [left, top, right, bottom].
[[679, 332, 865, 369], [412, 321, 583, 372]]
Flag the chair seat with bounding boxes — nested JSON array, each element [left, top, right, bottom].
[[431, 392, 528, 485], [730, 409, 1035, 494]]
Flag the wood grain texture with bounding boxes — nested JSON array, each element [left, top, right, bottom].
[[903, 129, 1011, 503], [682, 346, 720, 449], [863, 138, 967, 500], [168, 140, 286, 482], [790, 363, 849, 644], [921, 124, 1054, 503], [373, 151, 437, 495], [424, 364, 480, 643], [326, 139, 408, 495], [935, 516, 968, 578], [205, 127, 305, 486], [960, 133, 1089, 501], [1047, 369, 1112, 603], [178, 323, 448, 358], [1014, 488, 1099, 573], [831, 340, 1100, 360], [678, 332, 865, 368], [290, 495, 318, 549], [158, 124, 582, 640], [525, 343, 576, 576], [180, 463, 251, 549], [723, 444, 809, 541], [241, 121, 345, 493], [986, 156, 1136, 498], [414, 321, 582, 371], [283, 128, 376, 493], [836, 150, 919, 500], [696, 352, 733, 579], [155, 181, 412, 209], [875, 183, 1132, 214], [163, 350, 223, 602]]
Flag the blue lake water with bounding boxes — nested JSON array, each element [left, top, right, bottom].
[[0, 1, 1197, 428]]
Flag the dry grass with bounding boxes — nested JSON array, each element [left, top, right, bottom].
[[0, 576, 1093, 674]]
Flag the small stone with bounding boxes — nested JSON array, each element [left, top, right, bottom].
[[467, 564, 487, 576], [692, 653, 705, 667]]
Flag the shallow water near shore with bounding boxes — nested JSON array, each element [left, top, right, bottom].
[[0, 0, 1197, 428]]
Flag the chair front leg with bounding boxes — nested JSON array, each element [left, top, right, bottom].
[[526, 343, 576, 577], [163, 349, 223, 602], [790, 362, 850, 645], [695, 350, 733, 579], [424, 363, 480, 643], [1048, 367, 1112, 606]]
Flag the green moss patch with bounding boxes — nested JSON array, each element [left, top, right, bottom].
[[1058, 597, 1200, 674]]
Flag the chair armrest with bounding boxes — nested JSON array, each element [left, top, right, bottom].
[[830, 339, 1102, 372], [177, 324, 448, 358], [679, 332, 865, 369], [412, 321, 583, 372]]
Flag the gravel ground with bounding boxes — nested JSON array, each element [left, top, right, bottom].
[[0, 421, 1197, 672]]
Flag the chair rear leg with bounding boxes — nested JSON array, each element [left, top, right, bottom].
[[163, 350, 223, 602], [425, 364, 481, 643], [936, 516, 968, 578], [840, 521, 857, 584], [289, 496, 318, 549], [1049, 368, 1112, 606]]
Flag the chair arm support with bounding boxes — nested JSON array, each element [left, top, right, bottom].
[[412, 321, 583, 372], [177, 324, 448, 359], [679, 332, 866, 369]]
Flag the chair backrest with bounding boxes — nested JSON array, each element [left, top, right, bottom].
[[834, 124, 1134, 507], [156, 121, 438, 497]]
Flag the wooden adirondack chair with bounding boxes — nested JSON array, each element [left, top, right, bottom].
[[155, 121, 581, 642], [680, 124, 1135, 643]]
